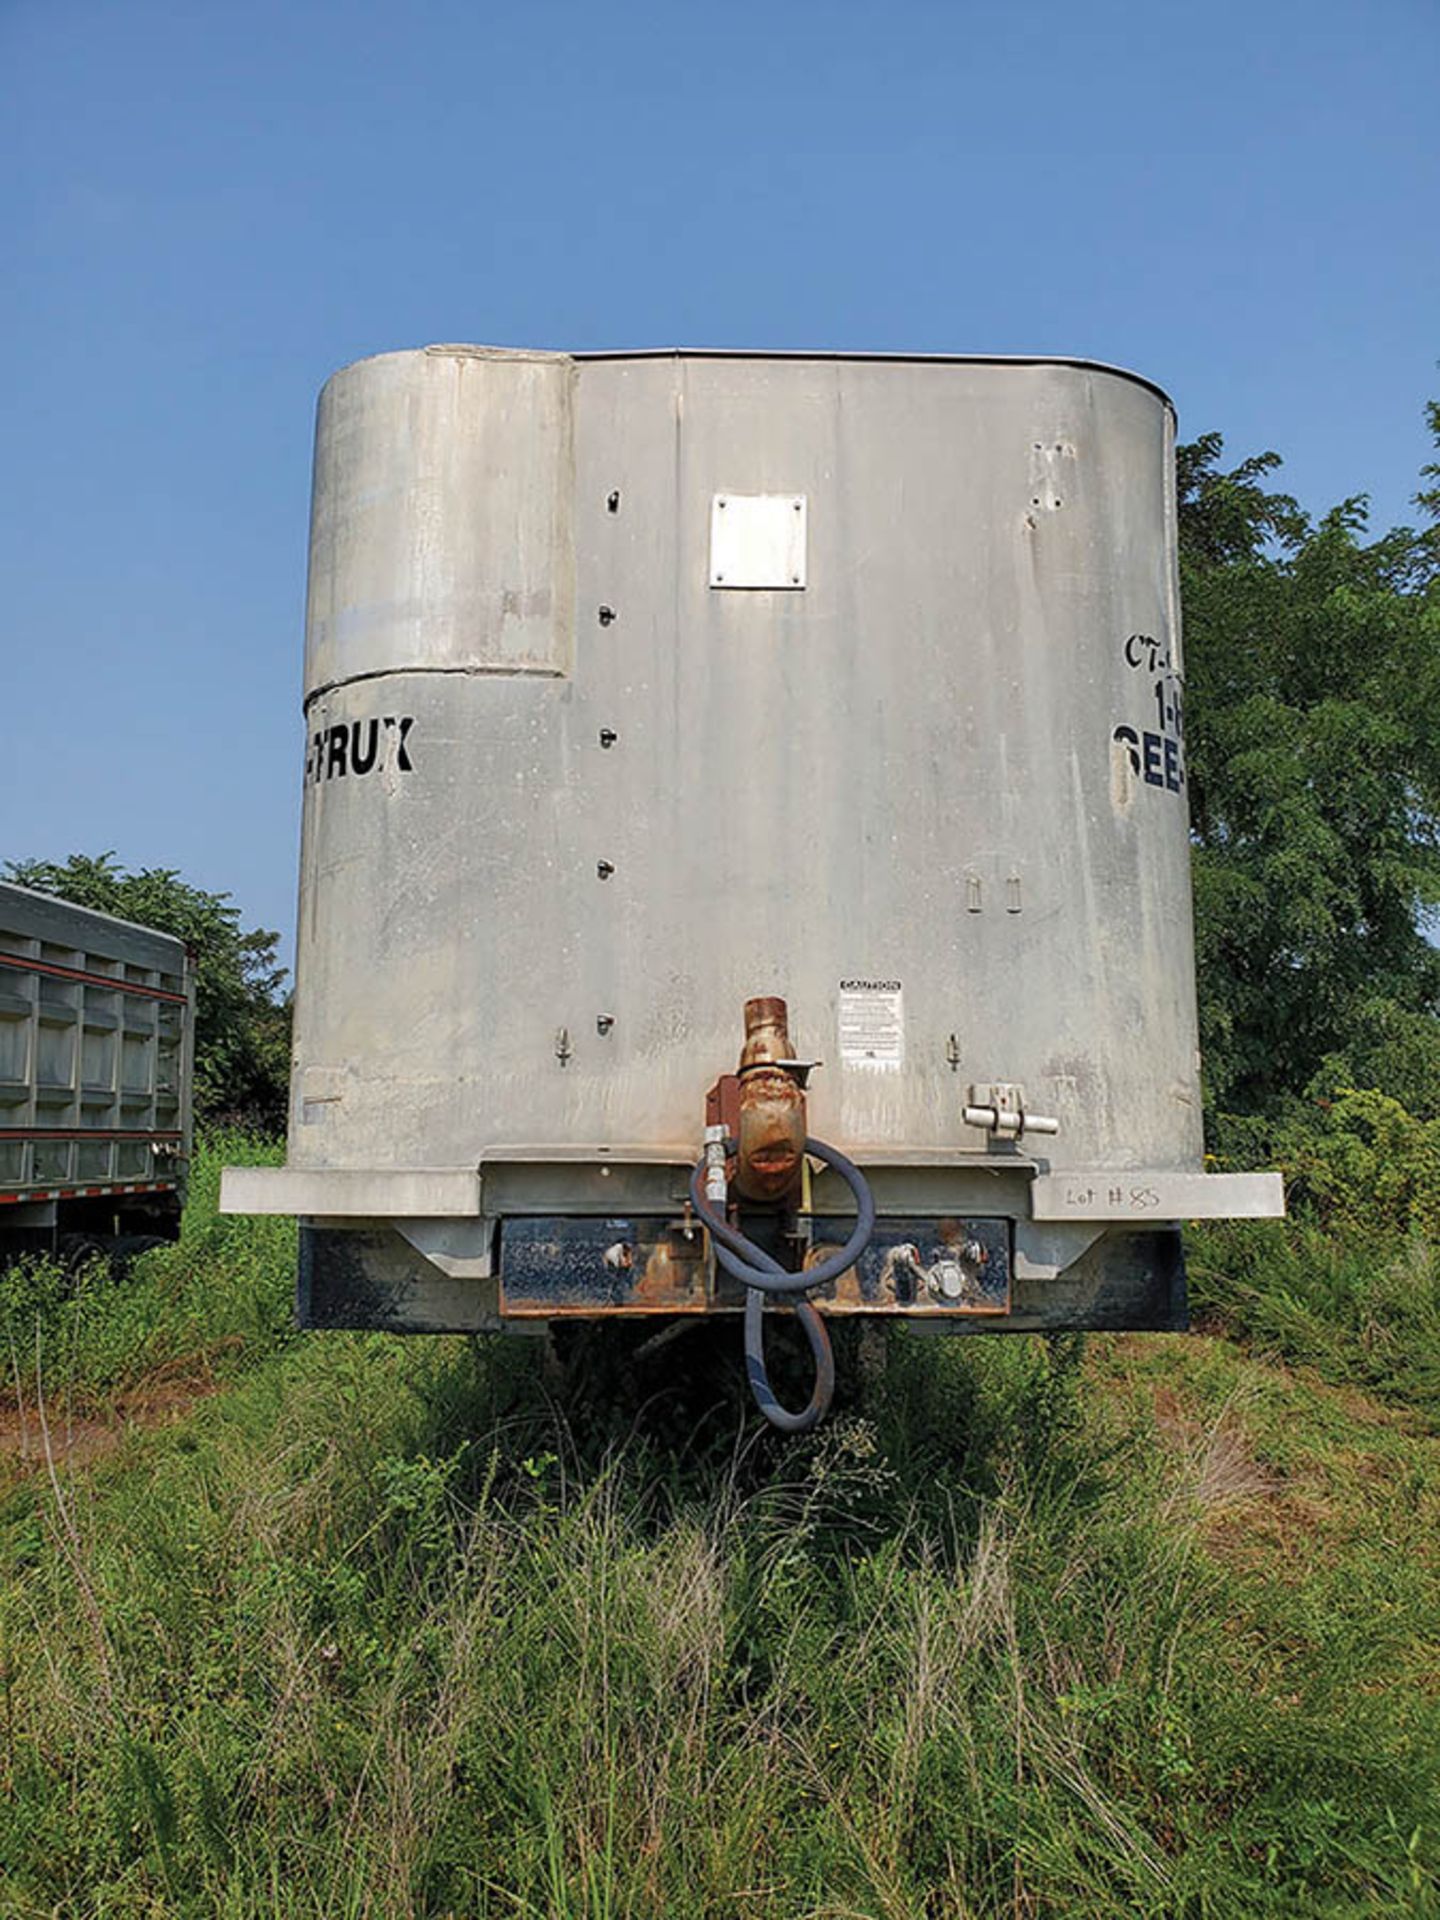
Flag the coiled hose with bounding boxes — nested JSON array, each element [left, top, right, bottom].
[[688, 1138, 876, 1433]]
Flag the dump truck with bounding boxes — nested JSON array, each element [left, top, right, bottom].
[[0, 881, 194, 1260]]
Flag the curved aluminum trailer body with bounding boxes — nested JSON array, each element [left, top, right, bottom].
[[224, 347, 1280, 1337]]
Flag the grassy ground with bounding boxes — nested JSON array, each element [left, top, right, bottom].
[[0, 1142, 1437, 1918]]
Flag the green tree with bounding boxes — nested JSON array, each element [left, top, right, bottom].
[[1178, 409, 1440, 1133], [3, 851, 290, 1130]]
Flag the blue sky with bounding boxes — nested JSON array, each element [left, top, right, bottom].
[[3, 0, 1436, 969]]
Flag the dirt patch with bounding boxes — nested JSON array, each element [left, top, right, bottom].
[[0, 1342, 240, 1472], [0, 1409, 126, 1470], [1145, 1380, 1330, 1574], [1147, 1374, 1440, 1578], [1202, 1486, 1342, 1578], [1331, 1383, 1416, 1430]]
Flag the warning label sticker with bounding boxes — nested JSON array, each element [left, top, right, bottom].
[[838, 979, 904, 1071]]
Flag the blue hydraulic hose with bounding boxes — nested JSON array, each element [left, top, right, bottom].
[[688, 1137, 876, 1433]]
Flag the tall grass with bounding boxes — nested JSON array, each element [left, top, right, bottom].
[[1188, 1220, 1440, 1422], [0, 1151, 1437, 1916], [0, 1131, 293, 1412]]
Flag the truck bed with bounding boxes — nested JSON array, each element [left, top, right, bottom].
[[0, 882, 195, 1245]]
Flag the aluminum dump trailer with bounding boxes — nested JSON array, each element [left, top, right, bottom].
[[0, 883, 194, 1257], [222, 346, 1282, 1427]]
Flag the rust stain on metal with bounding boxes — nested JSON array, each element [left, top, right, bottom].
[[735, 997, 806, 1203], [630, 1228, 707, 1306], [738, 996, 791, 1071]]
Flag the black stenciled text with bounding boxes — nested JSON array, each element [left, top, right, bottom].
[[1111, 632, 1185, 797], [305, 716, 414, 787]]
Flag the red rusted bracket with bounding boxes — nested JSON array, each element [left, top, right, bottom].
[[704, 1072, 742, 1142]]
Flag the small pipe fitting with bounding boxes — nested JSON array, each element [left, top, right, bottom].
[[703, 1123, 729, 1205]]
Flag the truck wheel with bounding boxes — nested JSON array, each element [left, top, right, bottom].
[[56, 1233, 111, 1271], [107, 1234, 170, 1274]]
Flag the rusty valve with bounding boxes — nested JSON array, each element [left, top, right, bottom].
[[734, 997, 807, 1203], [694, 997, 873, 1434]]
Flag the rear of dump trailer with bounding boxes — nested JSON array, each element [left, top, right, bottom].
[[223, 346, 1283, 1428], [0, 883, 195, 1259]]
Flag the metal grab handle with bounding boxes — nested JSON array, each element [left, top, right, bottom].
[[962, 1104, 1059, 1138]]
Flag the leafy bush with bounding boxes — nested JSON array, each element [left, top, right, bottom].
[[1197, 1088, 1440, 1416], [1213, 1086, 1440, 1243]]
